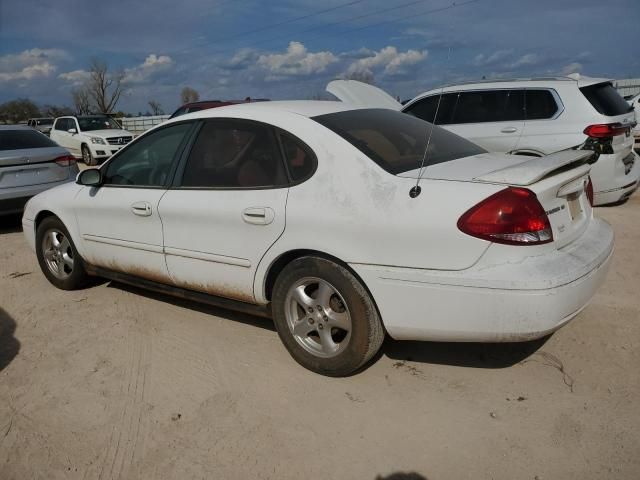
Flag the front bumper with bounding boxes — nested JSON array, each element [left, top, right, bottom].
[[351, 218, 613, 342], [88, 142, 124, 159]]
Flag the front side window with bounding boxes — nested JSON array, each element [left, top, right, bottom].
[[103, 123, 192, 187], [404, 93, 458, 125], [180, 120, 288, 188], [54, 119, 66, 131], [313, 109, 486, 175], [78, 116, 121, 132]]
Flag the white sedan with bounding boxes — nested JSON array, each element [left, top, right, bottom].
[[22, 101, 613, 376]]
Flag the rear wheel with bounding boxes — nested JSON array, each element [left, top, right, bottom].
[[36, 216, 90, 290], [272, 256, 384, 376], [81, 144, 96, 166]]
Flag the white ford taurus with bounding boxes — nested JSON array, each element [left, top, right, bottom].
[[22, 101, 614, 376]]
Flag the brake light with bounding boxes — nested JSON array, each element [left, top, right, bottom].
[[586, 176, 594, 207], [54, 155, 76, 167], [457, 187, 553, 245], [583, 123, 628, 138]]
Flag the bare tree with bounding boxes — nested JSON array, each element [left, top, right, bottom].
[[343, 70, 375, 85], [87, 58, 125, 114], [71, 87, 92, 115], [148, 100, 164, 116], [180, 86, 200, 104]]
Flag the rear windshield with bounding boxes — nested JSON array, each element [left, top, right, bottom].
[[0, 130, 58, 150], [580, 82, 633, 116], [312, 109, 486, 174]]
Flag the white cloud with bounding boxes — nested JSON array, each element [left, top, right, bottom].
[[560, 62, 582, 75], [472, 49, 513, 67], [124, 54, 174, 83], [257, 42, 338, 77], [58, 69, 91, 85], [346, 46, 427, 77], [0, 48, 68, 83], [508, 53, 543, 69]]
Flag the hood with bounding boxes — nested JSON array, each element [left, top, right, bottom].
[[326, 80, 402, 110], [398, 150, 593, 186], [81, 129, 133, 138]]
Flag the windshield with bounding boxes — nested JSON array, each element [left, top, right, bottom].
[[77, 116, 121, 132], [312, 108, 486, 174]]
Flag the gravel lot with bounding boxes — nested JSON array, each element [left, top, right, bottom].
[[0, 195, 639, 480]]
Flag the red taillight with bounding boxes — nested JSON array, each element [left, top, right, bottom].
[[583, 123, 628, 138], [54, 155, 76, 167], [457, 187, 553, 246], [586, 176, 594, 207]]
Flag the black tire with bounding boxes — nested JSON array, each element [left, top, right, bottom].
[[36, 216, 90, 290], [272, 256, 385, 376], [81, 144, 96, 166]]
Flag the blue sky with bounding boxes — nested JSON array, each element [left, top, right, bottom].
[[1, 0, 638, 113]]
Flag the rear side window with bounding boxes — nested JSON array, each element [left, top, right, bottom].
[[452, 90, 525, 124], [525, 90, 559, 120], [580, 82, 633, 116], [180, 120, 288, 188], [313, 109, 486, 175], [279, 132, 316, 182], [0, 130, 57, 150]]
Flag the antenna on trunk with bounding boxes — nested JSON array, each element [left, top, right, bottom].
[[410, 47, 451, 199]]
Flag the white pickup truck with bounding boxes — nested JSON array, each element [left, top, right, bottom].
[[50, 115, 134, 166]]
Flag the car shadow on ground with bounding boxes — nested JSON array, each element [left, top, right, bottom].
[[0, 214, 22, 235], [382, 335, 550, 369], [0, 307, 20, 372], [107, 281, 276, 332], [376, 473, 428, 480]]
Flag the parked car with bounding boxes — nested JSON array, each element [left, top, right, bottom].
[[49, 115, 134, 166], [328, 76, 639, 206], [22, 102, 612, 375], [1, 126, 78, 216], [27, 117, 54, 136], [169, 98, 269, 119], [628, 93, 640, 151]]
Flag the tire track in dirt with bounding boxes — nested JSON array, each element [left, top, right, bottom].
[[95, 293, 151, 480]]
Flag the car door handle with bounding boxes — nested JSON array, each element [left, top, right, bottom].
[[242, 207, 275, 225], [501, 127, 518, 133], [131, 201, 152, 217]]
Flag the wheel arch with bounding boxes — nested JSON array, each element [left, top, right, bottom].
[[262, 249, 382, 322]]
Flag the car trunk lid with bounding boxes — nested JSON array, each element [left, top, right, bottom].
[[326, 80, 402, 110], [399, 150, 594, 249], [0, 147, 72, 188]]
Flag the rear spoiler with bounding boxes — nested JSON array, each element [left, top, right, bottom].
[[474, 150, 594, 186]]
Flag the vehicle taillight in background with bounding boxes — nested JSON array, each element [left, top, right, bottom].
[[457, 187, 553, 246], [54, 155, 76, 167], [583, 123, 631, 138], [586, 177, 594, 207]]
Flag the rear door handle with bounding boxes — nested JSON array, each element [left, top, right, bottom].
[[131, 201, 152, 217], [501, 127, 518, 133], [242, 207, 275, 225]]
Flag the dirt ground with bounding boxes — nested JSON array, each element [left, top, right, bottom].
[[0, 195, 638, 480]]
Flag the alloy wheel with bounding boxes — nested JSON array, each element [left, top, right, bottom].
[[42, 229, 74, 279]]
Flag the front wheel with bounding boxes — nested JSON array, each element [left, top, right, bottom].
[[36, 216, 90, 290], [81, 144, 96, 166], [272, 256, 384, 376]]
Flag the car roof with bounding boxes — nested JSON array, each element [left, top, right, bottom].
[[416, 75, 612, 96], [174, 100, 359, 121], [0, 125, 35, 130]]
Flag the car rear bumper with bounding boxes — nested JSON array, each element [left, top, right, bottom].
[[351, 218, 613, 342], [1, 178, 73, 215], [591, 149, 639, 205]]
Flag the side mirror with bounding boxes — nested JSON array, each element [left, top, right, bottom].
[[76, 168, 102, 187], [68, 128, 77, 134]]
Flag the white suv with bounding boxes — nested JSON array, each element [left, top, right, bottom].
[[50, 115, 134, 166], [328, 76, 639, 205]]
